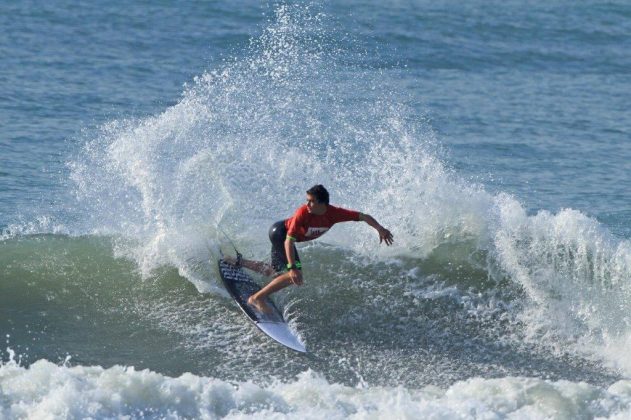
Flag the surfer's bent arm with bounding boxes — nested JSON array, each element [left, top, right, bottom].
[[359, 213, 394, 246]]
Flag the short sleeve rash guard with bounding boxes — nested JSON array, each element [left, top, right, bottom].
[[285, 205, 361, 242]]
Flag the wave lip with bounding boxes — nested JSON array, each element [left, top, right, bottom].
[[492, 194, 631, 372], [2, 358, 631, 419]]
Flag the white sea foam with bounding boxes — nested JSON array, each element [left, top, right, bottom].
[[1, 356, 630, 419]]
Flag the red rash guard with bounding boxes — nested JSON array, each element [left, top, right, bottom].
[[285, 204, 361, 242]]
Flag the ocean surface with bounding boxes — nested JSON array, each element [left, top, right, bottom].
[[1, 1, 631, 418]]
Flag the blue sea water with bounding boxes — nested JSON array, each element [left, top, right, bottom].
[[1, 1, 631, 418]]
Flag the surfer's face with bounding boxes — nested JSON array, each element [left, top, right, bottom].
[[306, 194, 326, 215]]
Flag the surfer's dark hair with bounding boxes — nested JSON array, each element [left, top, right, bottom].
[[307, 184, 329, 205]]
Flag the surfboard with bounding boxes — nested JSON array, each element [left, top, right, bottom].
[[217, 258, 306, 353]]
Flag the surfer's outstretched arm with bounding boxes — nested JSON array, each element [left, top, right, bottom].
[[359, 213, 394, 245]]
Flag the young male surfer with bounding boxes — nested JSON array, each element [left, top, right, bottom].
[[229, 184, 394, 313]]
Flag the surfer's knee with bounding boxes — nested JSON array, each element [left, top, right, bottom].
[[263, 266, 276, 276]]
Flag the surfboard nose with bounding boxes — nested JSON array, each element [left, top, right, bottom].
[[257, 322, 307, 353]]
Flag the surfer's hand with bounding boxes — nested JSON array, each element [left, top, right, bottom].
[[289, 269, 303, 285], [378, 228, 394, 246]]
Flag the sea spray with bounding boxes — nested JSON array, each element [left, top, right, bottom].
[[67, 4, 441, 281]]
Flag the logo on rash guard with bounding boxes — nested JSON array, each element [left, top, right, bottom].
[[306, 227, 329, 237]]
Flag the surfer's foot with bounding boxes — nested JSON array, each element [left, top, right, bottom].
[[248, 295, 272, 314]]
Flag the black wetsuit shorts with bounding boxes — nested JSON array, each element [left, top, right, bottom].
[[269, 220, 300, 274]]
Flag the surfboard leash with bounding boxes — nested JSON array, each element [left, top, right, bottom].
[[217, 225, 243, 267]]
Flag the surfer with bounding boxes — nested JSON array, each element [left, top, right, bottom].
[[228, 184, 393, 313]]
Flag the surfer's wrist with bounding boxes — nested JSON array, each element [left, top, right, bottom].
[[287, 262, 301, 271]]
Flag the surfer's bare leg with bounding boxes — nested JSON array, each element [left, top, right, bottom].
[[247, 272, 294, 312], [240, 259, 275, 276], [224, 256, 275, 276]]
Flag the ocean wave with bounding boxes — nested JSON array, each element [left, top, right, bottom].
[[5, 2, 627, 380]]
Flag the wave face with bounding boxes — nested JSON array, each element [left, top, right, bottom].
[[2, 2, 631, 418]]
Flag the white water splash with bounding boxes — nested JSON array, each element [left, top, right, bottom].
[[1, 358, 631, 419]]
